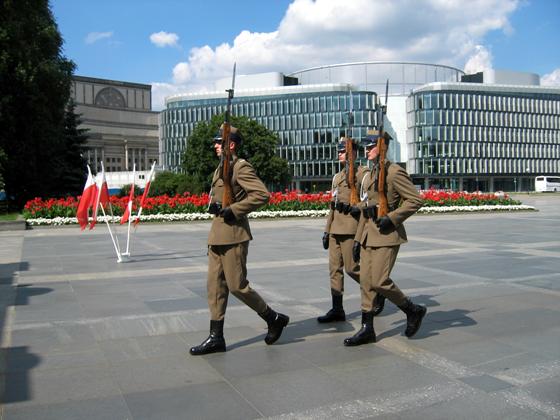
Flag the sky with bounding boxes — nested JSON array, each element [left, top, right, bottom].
[[51, 0, 560, 110]]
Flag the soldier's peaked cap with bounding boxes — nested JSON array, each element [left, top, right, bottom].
[[362, 130, 392, 147], [216, 124, 243, 144], [337, 137, 358, 152]]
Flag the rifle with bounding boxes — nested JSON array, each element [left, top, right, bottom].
[[221, 63, 236, 207], [377, 80, 389, 217], [345, 91, 359, 205]]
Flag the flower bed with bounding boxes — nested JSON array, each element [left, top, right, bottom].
[[23, 190, 535, 226]]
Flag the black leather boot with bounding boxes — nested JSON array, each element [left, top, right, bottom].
[[398, 298, 427, 338], [317, 295, 345, 323], [343, 311, 376, 346], [189, 320, 226, 355], [372, 294, 386, 316], [259, 306, 289, 345]]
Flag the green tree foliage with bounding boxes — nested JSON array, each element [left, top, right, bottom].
[[0, 0, 76, 207], [59, 100, 88, 196], [150, 171, 205, 196], [182, 114, 291, 192], [119, 184, 143, 198]]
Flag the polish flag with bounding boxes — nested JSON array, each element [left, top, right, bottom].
[[76, 166, 98, 230], [134, 162, 156, 227], [90, 163, 110, 230], [120, 166, 135, 224]]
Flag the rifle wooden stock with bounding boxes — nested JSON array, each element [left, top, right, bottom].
[[221, 122, 234, 207], [377, 135, 389, 217], [345, 138, 359, 205]]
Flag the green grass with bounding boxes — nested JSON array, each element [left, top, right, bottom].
[[0, 212, 20, 221]]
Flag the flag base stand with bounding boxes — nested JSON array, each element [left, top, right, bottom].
[[117, 254, 132, 263]]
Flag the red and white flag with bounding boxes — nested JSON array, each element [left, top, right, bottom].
[[76, 165, 98, 230], [134, 162, 156, 227], [90, 163, 111, 230], [120, 166, 136, 225]]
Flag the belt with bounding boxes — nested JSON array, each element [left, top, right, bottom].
[[330, 201, 351, 214]]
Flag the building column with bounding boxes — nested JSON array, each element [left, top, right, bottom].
[[458, 177, 464, 191], [424, 178, 430, 190], [489, 176, 494, 192], [124, 140, 128, 171]]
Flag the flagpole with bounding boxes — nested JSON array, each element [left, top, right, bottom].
[[123, 164, 135, 257], [134, 161, 156, 229], [100, 203, 123, 262]]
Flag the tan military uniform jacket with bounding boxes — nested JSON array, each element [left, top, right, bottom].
[[325, 166, 369, 235], [355, 161, 423, 247], [208, 157, 269, 245]]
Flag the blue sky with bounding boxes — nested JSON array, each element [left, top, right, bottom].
[[51, 0, 560, 109]]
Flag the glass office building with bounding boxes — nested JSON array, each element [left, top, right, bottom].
[[407, 82, 560, 191], [161, 84, 381, 191], [289, 62, 464, 162]]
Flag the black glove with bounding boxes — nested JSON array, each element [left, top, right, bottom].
[[219, 207, 236, 224], [352, 241, 361, 263], [375, 216, 395, 234], [322, 232, 329, 250], [349, 206, 361, 218]]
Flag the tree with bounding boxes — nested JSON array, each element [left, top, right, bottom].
[[119, 184, 143, 198], [150, 171, 205, 196], [182, 114, 291, 192], [0, 148, 6, 191], [0, 0, 75, 207], [58, 100, 88, 197]]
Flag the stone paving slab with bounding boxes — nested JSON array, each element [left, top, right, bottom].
[[1, 194, 559, 419]]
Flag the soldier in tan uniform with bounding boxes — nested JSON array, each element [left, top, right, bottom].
[[344, 131, 427, 346], [319, 138, 385, 322], [190, 126, 289, 355]]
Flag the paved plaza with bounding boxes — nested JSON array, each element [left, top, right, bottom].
[[1, 194, 559, 419]]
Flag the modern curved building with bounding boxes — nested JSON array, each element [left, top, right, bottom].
[[289, 62, 464, 96], [289, 62, 465, 162], [160, 62, 465, 189], [160, 63, 560, 192]]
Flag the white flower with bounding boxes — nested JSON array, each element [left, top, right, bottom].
[[417, 205, 536, 213], [25, 206, 535, 226]]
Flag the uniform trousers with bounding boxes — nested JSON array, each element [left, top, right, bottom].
[[207, 241, 267, 321], [360, 245, 408, 312], [328, 234, 360, 296]]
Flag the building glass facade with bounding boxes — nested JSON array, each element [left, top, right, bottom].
[[289, 62, 464, 162], [407, 83, 560, 191], [161, 85, 381, 191]]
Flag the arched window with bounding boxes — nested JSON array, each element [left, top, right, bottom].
[[95, 87, 126, 108]]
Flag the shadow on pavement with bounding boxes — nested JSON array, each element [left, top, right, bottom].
[[1, 262, 47, 405], [227, 315, 357, 351], [1, 346, 41, 403]]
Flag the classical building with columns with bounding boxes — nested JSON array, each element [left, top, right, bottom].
[[70, 76, 159, 173]]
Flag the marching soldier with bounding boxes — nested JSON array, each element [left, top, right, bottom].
[[190, 126, 289, 355], [344, 130, 426, 346], [319, 137, 385, 323]]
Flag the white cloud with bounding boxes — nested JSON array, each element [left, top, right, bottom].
[[541, 68, 560, 86], [153, 0, 521, 109], [85, 31, 113, 45], [464, 45, 494, 74], [150, 31, 180, 48], [151, 82, 213, 111]]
